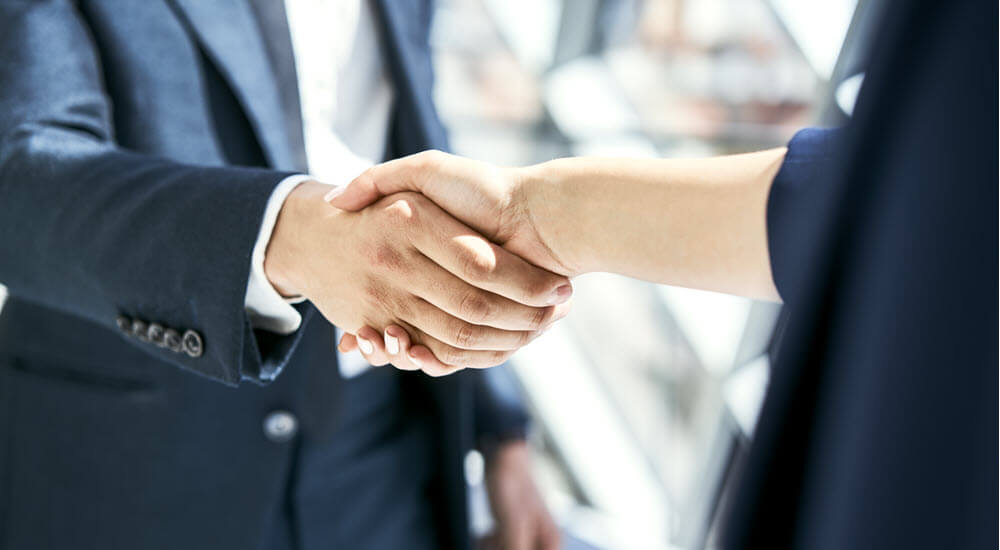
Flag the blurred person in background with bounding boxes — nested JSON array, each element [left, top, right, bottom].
[[335, 0, 997, 547], [0, 1, 564, 549]]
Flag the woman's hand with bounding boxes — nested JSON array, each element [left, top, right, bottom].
[[327, 150, 579, 277]]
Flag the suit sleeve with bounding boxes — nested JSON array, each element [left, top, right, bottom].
[[0, 1, 305, 385], [473, 365, 532, 457], [767, 127, 847, 304]]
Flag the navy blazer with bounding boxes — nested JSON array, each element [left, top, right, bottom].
[[724, 0, 997, 548], [0, 1, 526, 549]]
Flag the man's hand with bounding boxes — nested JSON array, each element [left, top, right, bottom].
[[480, 441, 561, 550], [265, 181, 572, 376]]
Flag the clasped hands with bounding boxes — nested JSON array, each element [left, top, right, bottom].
[[264, 151, 573, 377]]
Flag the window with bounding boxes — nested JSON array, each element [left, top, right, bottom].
[[433, 1, 859, 547]]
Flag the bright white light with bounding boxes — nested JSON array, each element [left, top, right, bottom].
[[544, 57, 640, 139], [723, 355, 770, 435], [770, 0, 858, 78], [656, 286, 753, 374], [482, 0, 561, 74], [836, 72, 865, 116], [513, 322, 672, 544]]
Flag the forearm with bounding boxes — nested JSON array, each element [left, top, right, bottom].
[[0, 1, 312, 384], [0, 130, 298, 383], [521, 149, 786, 300]]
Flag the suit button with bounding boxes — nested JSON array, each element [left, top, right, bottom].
[[147, 323, 166, 347], [163, 329, 183, 353], [116, 315, 132, 333], [182, 330, 203, 358], [262, 410, 298, 443], [131, 320, 150, 342]]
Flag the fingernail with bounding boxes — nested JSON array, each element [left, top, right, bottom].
[[385, 331, 399, 355], [408, 352, 424, 368], [547, 284, 573, 305], [323, 185, 345, 202], [358, 337, 374, 355]]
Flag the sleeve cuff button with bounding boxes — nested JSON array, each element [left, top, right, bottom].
[[182, 329, 204, 358], [147, 323, 166, 347], [164, 329, 183, 353], [116, 315, 132, 333], [131, 320, 150, 342]]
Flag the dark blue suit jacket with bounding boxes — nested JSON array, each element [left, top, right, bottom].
[[724, 0, 997, 547], [0, 1, 527, 548]]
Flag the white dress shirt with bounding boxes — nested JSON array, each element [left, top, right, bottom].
[[244, 0, 395, 377]]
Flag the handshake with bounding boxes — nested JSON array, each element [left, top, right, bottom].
[[264, 151, 576, 377], [265, 146, 786, 376]]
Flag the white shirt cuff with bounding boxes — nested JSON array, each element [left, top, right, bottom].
[[244, 174, 313, 334]]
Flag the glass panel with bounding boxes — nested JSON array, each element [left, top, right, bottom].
[[431, 1, 857, 546]]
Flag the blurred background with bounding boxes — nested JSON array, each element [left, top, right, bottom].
[[431, 0, 864, 548], [0, 0, 868, 548]]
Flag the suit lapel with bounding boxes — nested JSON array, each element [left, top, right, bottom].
[[168, 0, 296, 169]]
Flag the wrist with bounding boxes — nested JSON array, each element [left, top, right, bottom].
[[518, 161, 586, 275], [263, 180, 332, 298], [486, 439, 530, 475]]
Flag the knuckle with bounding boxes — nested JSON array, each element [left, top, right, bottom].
[[441, 346, 468, 367], [389, 294, 415, 320], [460, 251, 497, 282], [529, 306, 549, 331], [453, 322, 480, 349], [366, 244, 408, 273], [363, 280, 414, 321], [458, 291, 494, 323], [383, 198, 418, 225], [363, 278, 393, 307], [383, 193, 431, 228], [408, 297, 426, 319]]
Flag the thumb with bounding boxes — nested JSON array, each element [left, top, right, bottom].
[[324, 169, 384, 211], [326, 152, 433, 211]]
